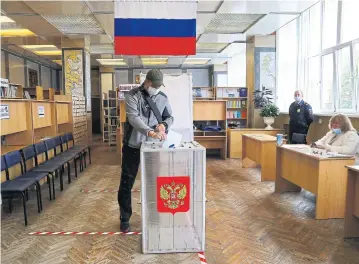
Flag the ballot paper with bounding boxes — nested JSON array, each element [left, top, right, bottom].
[[162, 130, 183, 149]]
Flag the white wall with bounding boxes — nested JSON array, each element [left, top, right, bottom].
[[115, 70, 129, 85], [1, 51, 6, 79], [41, 65, 51, 89], [227, 53, 246, 86], [187, 69, 210, 87]]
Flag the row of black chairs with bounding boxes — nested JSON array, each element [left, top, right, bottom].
[[1, 133, 91, 225]]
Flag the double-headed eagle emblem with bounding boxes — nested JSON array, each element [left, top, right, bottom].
[[160, 181, 187, 210]]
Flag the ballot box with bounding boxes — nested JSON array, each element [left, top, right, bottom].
[[140, 141, 206, 254]]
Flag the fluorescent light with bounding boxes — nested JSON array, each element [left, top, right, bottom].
[[0, 16, 15, 23], [20, 45, 61, 56], [97, 59, 127, 66], [183, 58, 211, 65], [142, 57, 168, 65], [33, 50, 62, 56], [0, 29, 36, 37], [21, 45, 57, 49]]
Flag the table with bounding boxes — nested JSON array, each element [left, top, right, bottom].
[[344, 165, 359, 238], [275, 145, 355, 219], [228, 128, 284, 158], [242, 134, 277, 181]]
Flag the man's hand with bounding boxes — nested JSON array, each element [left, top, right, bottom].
[[148, 131, 167, 141], [155, 124, 166, 133]]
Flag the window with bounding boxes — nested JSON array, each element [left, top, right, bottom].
[[341, 0, 359, 43], [337, 46, 355, 111], [309, 2, 321, 56], [307, 56, 321, 112], [321, 53, 334, 110], [322, 0, 338, 50], [276, 18, 298, 112], [41, 65, 51, 89], [8, 54, 25, 86]]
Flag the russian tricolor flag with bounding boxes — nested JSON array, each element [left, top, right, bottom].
[[114, 1, 197, 55]]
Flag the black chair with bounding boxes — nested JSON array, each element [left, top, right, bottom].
[[59, 134, 83, 173], [66, 133, 91, 169], [292, 133, 307, 144], [30, 141, 64, 199], [21, 145, 53, 203], [1, 152, 41, 226]]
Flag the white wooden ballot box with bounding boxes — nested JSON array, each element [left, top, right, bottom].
[[140, 141, 206, 254]]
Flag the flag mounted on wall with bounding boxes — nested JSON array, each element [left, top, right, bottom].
[[114, 1, 197, 55]]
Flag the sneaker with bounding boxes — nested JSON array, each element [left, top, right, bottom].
[[120, 221, 130, 233]]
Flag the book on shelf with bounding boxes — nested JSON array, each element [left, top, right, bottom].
[[239, 88, 248, 97], [193, 88, 202, 97]]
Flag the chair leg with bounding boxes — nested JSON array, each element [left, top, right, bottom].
[[35, 185, 40, 213], [67, 162, 71, 184], [84, 152, 87, 169], [50, 173, 56, 200], [8, 196, 13, 213], [80, 155, 83, 172], [47, 176, 52, 201], [59, 169, 64, 191], [21, 192, 28, 226], [74, 159, 78, 178], [38, 183, 43, 211], [26, 189, 29, 201], [88, 147, 92, 164]]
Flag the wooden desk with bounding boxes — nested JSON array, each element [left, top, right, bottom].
[[242, 134, 277, 181], [275, 145, 355, 219], [344, 165, 359, 238], [228, 128, 284, 158], [194, 135, 227, 159]]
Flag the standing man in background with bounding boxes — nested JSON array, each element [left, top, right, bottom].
[[288, 90, 314, 144], [118, 69, 173, 232]]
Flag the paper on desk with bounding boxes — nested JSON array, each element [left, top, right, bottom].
[[283, 144, 308, 149], [162, 130, 182, 149]]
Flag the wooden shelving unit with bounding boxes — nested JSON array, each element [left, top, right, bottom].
[[54, 95, 73, 136], [108, 90, 119, 146], [216, 87, 248, 129], [32, 101, 57, 143], [102, 93, 109, 142], [192, 87, 216, 100], [193, 100, 227, 159]]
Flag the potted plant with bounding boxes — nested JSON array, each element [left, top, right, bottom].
[[259, 103, 279, 130], [253, 86, 273, 109]]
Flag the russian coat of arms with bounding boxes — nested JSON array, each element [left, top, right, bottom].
[[157, 176, 190, 214]]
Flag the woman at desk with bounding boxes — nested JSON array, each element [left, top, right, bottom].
[[311, 114, 359, 163]]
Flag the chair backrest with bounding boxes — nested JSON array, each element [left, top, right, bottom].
[[1, 155, 7, 172], [34, 141, 48, 160], [20, 145, 37, 171], [60, 134, 69, 149], [292, 133, 306, 144], [66, 133, 75, 145], [54, 136, 63, 152], [45, 138, 57, 156], [4, 151, 23, 179]]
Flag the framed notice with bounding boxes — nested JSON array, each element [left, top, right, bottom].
[[0, 105, 10, 119], [38, 106, 45, 118]]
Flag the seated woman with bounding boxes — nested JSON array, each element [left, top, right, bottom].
[[311, 114, 359, 163]]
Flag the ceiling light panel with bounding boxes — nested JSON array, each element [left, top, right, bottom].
[[20, 45, 61, 56], [43, 15, 105, 35], [204, 13, 263, 34], [0, 16, 15, 23], [1, 29, 36, 37], [196, 43, 228, 53], [52, 60, 62, 65], [97, 59, 127, 66], [183, 58, 211, 65], [90, 44, 114, 54]]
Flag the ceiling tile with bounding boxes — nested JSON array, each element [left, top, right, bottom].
[[86, 1, 114, 13], [204, 13, 263, 34], [23, 1, 92, 15], [196, 13, 215, 35], [43, 15, 105, 35], [196, 42, 228, 53], [198, 33, 246, 43], [197, 1, 222, 12], [245, 13, 299, 36], [90, 44, 114, 54]]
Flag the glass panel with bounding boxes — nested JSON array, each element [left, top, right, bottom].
[[307, 56, 321, 112], [341, 0, 359, 43], [309, 2, 321, 56], [52, 69, 57, 90], [1, 51, 6, 79], [354, 43, 359, 112], [321, 53, 334, 110], [337, 46, 354, 110], [27, 60, 39, 87], [322, 0, 338, 50], [8, 54, 25, 86], [41, 65, 51, 89]]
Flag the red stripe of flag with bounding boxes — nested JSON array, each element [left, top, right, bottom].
[[115, 36, 196, 55]]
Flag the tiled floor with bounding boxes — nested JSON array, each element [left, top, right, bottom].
[[1, 137, 359, 263]]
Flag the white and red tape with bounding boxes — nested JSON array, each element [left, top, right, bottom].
[[29, 231, 142, 235], [80, 189, 140, 193]]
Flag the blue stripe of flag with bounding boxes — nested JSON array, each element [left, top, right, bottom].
[[114, 18, 196, 38]]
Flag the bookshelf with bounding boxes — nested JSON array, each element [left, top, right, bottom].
[[216, 87, 248, 129], [192, 87, 216, 100], [108, 90, 119, 146], [102, 93, 109, 142], [193, 100, 227, 159]]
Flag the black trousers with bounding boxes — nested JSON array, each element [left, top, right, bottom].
[[118, 145, 140, 222]]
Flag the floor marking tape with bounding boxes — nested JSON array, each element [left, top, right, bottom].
[[80, 189, 140, 193], [29, 231, 142, 236], [198, 252, 207, 264]]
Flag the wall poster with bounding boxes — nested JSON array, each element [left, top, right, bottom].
[[63, 49, 84, 95]]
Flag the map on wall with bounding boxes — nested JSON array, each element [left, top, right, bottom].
[[64, 49, 83, 95], [85, 50, 91, 112], [255, 47, 276, 93]]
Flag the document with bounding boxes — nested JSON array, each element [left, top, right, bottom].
[[162, 130, 183, 149]]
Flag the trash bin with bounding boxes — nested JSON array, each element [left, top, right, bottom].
[[140, 141, 206, 254]]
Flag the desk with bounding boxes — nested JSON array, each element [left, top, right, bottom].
[[344, 165, 359, 238], [228, 128, 284, 158], [275, 145, 355, 219], [242, 134, 277, 181]]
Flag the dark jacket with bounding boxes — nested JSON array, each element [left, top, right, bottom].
[[289, 100, 314, 135]]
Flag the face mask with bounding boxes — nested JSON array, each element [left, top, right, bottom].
[[294, 96, 302, 102], [332, 128, 341, 135], [148, 86, 159, 96]]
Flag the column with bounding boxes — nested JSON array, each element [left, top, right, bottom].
[[61, 39, 91, 144]]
